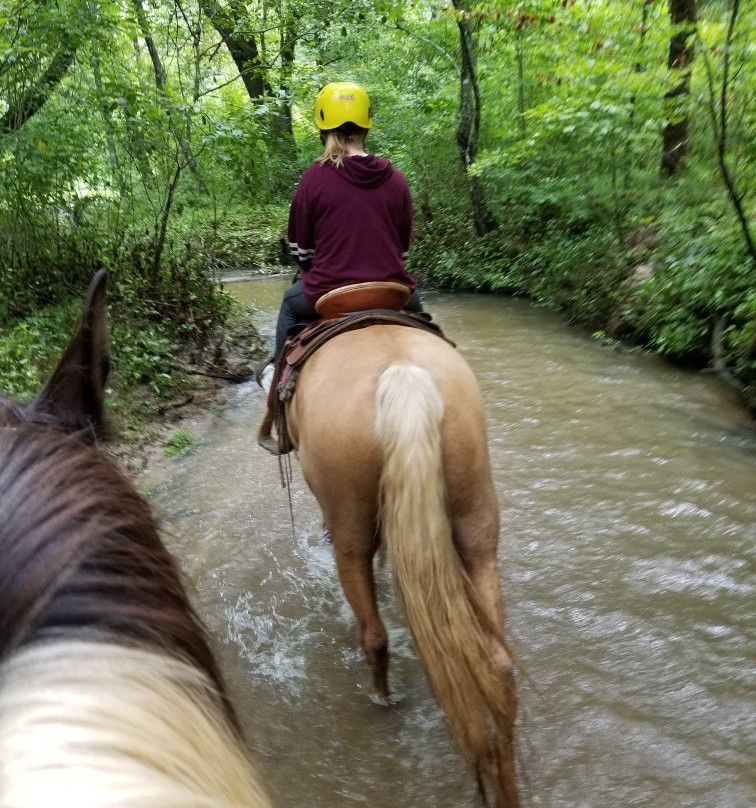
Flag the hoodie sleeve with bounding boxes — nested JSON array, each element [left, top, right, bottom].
[[287, 174, 315, 272]]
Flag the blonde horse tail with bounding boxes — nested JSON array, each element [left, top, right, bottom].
[[375, 364, 519, 808]]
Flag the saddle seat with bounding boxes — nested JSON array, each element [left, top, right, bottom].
[[314, 281, 411, 319]]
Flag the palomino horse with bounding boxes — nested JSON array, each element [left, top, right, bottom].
[[284, 322, 520, 808], [0, 270, 271, 808]]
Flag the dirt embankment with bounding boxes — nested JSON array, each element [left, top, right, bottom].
[[106, 312, 266, 478]]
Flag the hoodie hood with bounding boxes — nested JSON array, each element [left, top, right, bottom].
[[327, 154, 394, 189]]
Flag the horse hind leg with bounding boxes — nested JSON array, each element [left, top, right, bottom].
[[329, 521, 390, 703], [453, 509, 520, 807], [452, 503, 514, 674]]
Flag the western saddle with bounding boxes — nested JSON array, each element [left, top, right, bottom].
[[257, 281, 453, 455]]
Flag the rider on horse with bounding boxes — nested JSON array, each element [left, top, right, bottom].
[[258, 82, 422, 451]]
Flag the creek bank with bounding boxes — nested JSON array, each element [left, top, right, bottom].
[[107, 260, 754, 481], [106, 303, 267, 478]]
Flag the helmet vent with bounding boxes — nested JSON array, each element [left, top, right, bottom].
[[320, 109, 325, 121]]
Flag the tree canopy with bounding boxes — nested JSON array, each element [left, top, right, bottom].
[[0, 0, 754, 406]]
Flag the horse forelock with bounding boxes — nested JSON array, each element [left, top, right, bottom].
[[0, 409, 236, 728]]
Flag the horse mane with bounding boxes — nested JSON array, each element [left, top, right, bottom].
[[0, 400, 239, 732]]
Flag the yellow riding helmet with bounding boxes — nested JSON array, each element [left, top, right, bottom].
[[314, 82, 372, 131]]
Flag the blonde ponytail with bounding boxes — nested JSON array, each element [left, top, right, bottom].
[[317, 126, 367, 169]]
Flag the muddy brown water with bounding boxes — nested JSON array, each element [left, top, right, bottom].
[[142, 276, 755, 808]]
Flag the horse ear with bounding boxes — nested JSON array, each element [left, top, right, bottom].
[[31, 269, 112, 439]]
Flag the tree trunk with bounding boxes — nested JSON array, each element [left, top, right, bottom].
[[151, 164, 183, 288], [0, 41, 80, 132], [515, 26, 526, 137], [701, 0, 755, 266], [660, 0, 697, 176], [132, 0, 167, 91], [452, 1, 495, 236], [90, 53, 127, 199], [198, 0, 268, 99], [132, 0, 199, 175], [265, 3, 297, 154], [277, 11, 297, 141]]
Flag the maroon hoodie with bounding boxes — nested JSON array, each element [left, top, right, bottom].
[[287, 154, 417, 306]]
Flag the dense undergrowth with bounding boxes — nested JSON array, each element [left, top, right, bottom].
[[2, 188, 753, 426], [1, 0, 753, 421], [0, 242, 268, 445], [409, 180, 755, 413]]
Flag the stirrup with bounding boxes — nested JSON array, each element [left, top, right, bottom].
[[259, 364, 275, 395], [257, 434, 282, 455], [254, 354, 275, 389], [257, 404, 283, 455]]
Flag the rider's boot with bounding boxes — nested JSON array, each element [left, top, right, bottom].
[[257, 405, 280, 455], [256, 358, 281, 454]]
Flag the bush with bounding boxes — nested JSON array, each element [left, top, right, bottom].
[[412, 216, 625, 329], [621, 201, 754, 365], [163, 429, 197, 458], [0, 304, 77, 399]]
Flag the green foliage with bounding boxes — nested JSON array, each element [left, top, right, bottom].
[[412, 216, 625, 327], [0, 304, 77, 399], [728, 293, 756, 403], [142, 483, 159, 500], [162, 429, 197, 458], [112, 319, 176, 398], [0, 0, 754, 410], [0, 290, 186, 404], [168, 203, 290, 272], [620, 189, 754, 369]]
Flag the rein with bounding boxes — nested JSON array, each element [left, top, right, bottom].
[[275, 438, 297, 541]]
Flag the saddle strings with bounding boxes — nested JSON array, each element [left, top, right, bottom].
[[277, 447, 296, 540]]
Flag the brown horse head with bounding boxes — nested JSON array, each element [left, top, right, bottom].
[[0, 270, 235, 727], [0, 271, 275, 808]]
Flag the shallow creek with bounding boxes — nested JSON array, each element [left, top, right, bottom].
[[142, 277, 755, 808]]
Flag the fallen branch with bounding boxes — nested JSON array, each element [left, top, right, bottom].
[[156, 395, 195, 415], [173, 363, 253, 383]]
